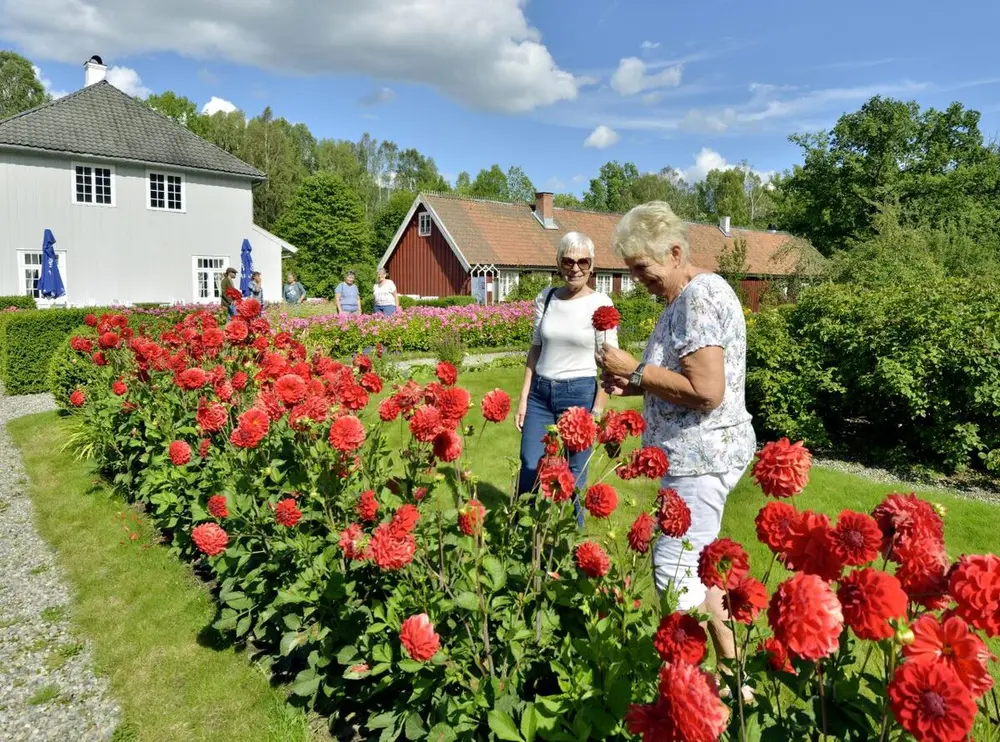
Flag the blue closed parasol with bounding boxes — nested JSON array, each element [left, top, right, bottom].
[[239, 239, 254, 297], [37, 229, 66, 299]]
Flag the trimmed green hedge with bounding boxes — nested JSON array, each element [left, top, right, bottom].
[[0, 295, 37, 311], [0, 309, 95, 394]]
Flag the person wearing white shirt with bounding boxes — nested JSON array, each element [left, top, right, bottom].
[[514, 232, 618, 527], [373, 268, 400, 315]]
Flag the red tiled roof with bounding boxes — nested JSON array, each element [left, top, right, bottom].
[[419, 192, 814, 276]]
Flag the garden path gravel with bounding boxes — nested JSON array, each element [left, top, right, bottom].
[[0, 390, 120, 741]]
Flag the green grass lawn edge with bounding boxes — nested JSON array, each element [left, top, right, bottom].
[[8, 412, 312, 742]]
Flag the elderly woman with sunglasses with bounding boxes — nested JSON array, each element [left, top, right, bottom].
[[515, 232, 619, 526], [596, 201, 755, 681]]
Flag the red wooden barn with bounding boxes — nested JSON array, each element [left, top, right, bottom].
[[378, 191, 813, 310]]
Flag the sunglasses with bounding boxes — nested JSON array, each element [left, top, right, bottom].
[[561, 257, 592, 271]]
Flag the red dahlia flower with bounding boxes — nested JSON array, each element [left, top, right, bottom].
[[198, 439, 211, 458], [656, 488, 691, 538], [340, 384, 369, 411], [435, 361, 458, 386], [782, 510, 846, 582], [575, 541, 611, 578], [69, 389, 86, 407], [895, 538, 951, 610], [458, 499, 486, 536], [370, 524, 416, 571], [829, 510, 883, 566], [70, 336, 93, 353], [191, 522, 228, 557], [207, 495, 228, 519], [224, 318, 249, 343], [948, 553, 1000, 637], [196, 398, 228, 433], [224, 287, 242, 302], [768, 573, 843, 661], [752, 437, 811, 498], [653, 612, 707, 664], [481, 388, 511, 423], [584, 483, 618, 519], [169, 440, 192, 466], [871, 492, 944, 558], [91, 351, 106, 366], [275, 373, 308, 405], [339, 524, 369, 561], [237, 298, 260, 319], [353, 353, 373, 373], [409, 405, 442, 443], [390, 504, 421, 537], [538, 457, 576, 502], [98, 331, 121, 349], [432, 429, 462, 462], [231, 371, 249, 390], [557, 407, 597, 453], [619, 409, 645, 436], [176, 367, 209, 391], [378, 396, 401, 422], [755, 500, 798, 556], [357, 490, 378, 522], [837, 568, 908, 641], [591, 305, 620, 331], [329, 415, 366, 453], [725, 576, 769, 624], [698, 537, 750, 590], [274, 499, 302, 527], [905, 615, 995, 697], [84, 313, 97, 327], [627, 512, 657, 554], [399, 613, 440, 661], [626, 662, 727, 742], [436, 387, 471, 422], [359, 372, 383, 395], [617, 447, 669, 480], [597, 410, 628, 448], [111, 379, 127, 396], [888, 662, 977, 742], [759, 637, 795, 674]]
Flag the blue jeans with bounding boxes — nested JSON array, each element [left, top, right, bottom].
[[518, 375, 597, 527], [375, 305, 396, 316], [226, 303, 237, 317]]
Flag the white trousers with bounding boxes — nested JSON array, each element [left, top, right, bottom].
[[652, 466, 746, 611]]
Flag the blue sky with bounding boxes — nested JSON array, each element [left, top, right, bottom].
[[6, 0, 1000, 195]]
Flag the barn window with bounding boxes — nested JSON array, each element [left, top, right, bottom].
[[73, 163, 114, 205], [149, 172, 185, 211], [193, 256, 229, 302], [418, 212, 432, 236], [497, 271, 519, 301], [595, 273, 613, 294]]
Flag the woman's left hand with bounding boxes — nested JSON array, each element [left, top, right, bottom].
[[596, 342, 640, 378]]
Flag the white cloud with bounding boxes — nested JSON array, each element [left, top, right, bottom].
[[105, 65, 151, 98], [641, 91, 664, 105], [571, 174, 587, 184], [201, 96, 237, 115], [359, 86, 395, 106], [677, 147, 776, 184], [584, 125, 619, 149], [0, 0, 579, 113], [32, 64, 68, 99], [610, 57, 682, 96], [640, 40, 660, 52]]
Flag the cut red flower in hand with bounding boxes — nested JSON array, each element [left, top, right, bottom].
[[591, 305, 620, 331], [752, 437, 811, 498]]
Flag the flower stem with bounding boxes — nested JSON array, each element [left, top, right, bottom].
[[817, 660, 828, 742], [725, 603, 748, 742]]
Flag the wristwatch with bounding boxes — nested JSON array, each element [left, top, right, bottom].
[[629, 362, 646, 390]]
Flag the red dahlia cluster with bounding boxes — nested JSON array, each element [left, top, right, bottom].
[[626, 662, 728, 742]]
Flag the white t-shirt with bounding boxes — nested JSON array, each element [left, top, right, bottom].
[[533, 288, 619, 380], [373, 280, 397, 307]]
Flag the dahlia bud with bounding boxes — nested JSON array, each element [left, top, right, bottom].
[[894, 627, 915, 646], [932, 502, 947, 519], [607, 530, 618, 541], [262, 467, 272, 478], [682, 538, 694, 552], [545, 424, 559, 434]]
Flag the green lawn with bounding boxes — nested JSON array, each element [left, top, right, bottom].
[[8, 414, 313, 742]]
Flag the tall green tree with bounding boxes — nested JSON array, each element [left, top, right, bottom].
[[147, 91, 200, 124], [583, 161, 640, 212], [505, 166, 535, 203], [471, 165, 509, 200], [372, 190, 416, 254], [454, 171, 473, 195], [241, 107, 308, 229], [696, 168, 750, 225], [554, 193, 584, 208], [0, 51, 48, 119], [274, 172, 372, 298]]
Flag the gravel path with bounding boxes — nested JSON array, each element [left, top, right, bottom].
[[0, 390, 121, 741]]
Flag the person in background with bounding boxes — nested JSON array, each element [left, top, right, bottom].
[[596, 201, 755, 692], [220, 267, 239, 317], [514, 231, 617, 527], [335, 271, 362, 315], [247, 271, 263, 305], [284, 272, 306, 304], [373, 268, 400, 316]]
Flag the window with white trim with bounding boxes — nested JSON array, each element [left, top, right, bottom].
[[18, 250, 68, 301], [193, 257, 229, 302], [418, 212, 432, 236], [595, 273, 613, 294], [620, 273, 635, 294], [73, 164, 114, 205], [149, 172, 184, 211], [497, 270, 519, 301]]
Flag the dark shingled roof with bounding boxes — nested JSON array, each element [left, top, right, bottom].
[[0, 81, 264, 180]]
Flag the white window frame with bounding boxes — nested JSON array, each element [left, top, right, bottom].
[[71, 162, 115, 206], [620, 273, 635, 294], [497, 270, 519, 301], [595, 272, 613, 295], [418, 212, 432, 237], [147, 170, 186, 213], [192, 256, 230, 303], [18, 249, 69, 306]]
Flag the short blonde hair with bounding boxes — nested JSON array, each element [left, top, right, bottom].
[[556, 231, 595, 263], [614, 201, 690, 263]]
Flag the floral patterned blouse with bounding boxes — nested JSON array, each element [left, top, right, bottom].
[[640, 273, 756, 476]]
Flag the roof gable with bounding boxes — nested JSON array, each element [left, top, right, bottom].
[[0, 82, 264, 180], [397, 193, 815, 276]]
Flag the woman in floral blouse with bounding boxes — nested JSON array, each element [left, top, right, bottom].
[[597, 200, 756, 673]]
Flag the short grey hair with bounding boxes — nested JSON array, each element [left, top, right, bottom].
[[556, 231, 596, 264], [614, 201, 690, 263]]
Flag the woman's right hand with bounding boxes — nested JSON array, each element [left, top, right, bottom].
[[514, 399, 528, 432]]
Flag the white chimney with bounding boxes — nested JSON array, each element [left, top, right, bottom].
[[84, 55, 107, 87], [719, 216, 731, 237]]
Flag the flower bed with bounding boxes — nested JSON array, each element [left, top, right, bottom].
[[278, 302, 535, 356], [61, 300, 999, 740]]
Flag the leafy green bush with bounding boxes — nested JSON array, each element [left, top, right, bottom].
[[430, 328, 467, 366], [503, 273, 557, 303], [48, 330, 98, 408], [611, 287, 662, 346], [0, 309, 96, 394], [0, 295, 37, 311], [399, 296, 478, 309]]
